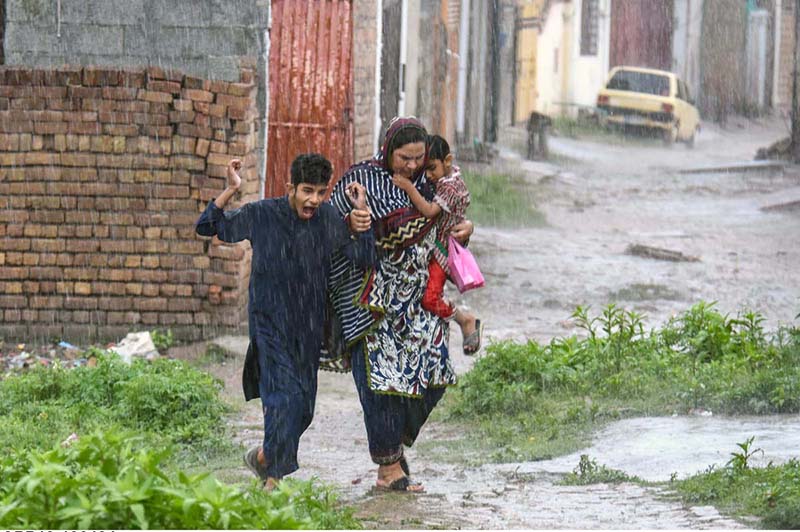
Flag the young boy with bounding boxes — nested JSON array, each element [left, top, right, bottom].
[[196, 155, 374, 490], [391, 135, 483, 354]]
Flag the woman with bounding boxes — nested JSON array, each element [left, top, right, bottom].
[[327, 117, 474, 492]]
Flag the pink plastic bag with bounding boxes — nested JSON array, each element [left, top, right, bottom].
[[447, 236, 485, 293]]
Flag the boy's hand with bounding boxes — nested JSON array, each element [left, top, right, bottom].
[[227, 159, 242, 191], [391, 173, 413, 192], [345, 182, 368, 210]]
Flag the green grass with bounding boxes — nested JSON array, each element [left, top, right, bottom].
[[439, 302, 800, 465], [0, 350, 362, 529], [561, 454, 643, 485], [0, 349, 233, 462], [675, 439, 800, 529], [551, 115, 663, 146], [461, 170, 545, 228], [436, 302, 800, 525], [0, 431, 360, 529]]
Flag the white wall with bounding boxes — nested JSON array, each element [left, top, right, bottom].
[[535, 2, 567, 115], [567, 0, 611, 113], [536, 0, 610, 117], [672, 0, 703, 98]]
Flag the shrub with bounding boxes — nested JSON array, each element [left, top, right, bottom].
[[0, 431, 359, 530]]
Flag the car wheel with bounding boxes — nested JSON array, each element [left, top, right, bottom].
[[662, 123, 678, 146]]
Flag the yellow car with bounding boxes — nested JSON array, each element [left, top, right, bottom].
[[596, 66, 701, 147]]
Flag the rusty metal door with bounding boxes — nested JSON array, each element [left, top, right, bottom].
[[267, 0, 353, 197], [610, 0, 673, 71]]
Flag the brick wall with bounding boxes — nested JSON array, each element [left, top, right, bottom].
[[0, 66, 259, 343]]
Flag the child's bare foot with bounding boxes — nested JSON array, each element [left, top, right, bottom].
[[455, 310, 483, 355]]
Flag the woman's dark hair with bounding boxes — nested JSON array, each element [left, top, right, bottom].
[[386, 125, 428, 162], [290, 153, 332, 186], [427, 135, 450, 161]]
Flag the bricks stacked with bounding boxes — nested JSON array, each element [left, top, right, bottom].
[[0, 66, 259, 343]]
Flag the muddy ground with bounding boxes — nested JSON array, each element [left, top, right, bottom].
[[187, 116, 799, 529]]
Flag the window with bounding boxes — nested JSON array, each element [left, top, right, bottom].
[[607, 70, 671, 96], [580, 0, 599, 56]]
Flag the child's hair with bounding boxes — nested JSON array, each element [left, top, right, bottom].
[[290, 153, 332, 186], [427, 135, 451, 161]]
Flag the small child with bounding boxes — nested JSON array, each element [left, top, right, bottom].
[[392, 135, 483, 354], [196, 155, 374, 490]]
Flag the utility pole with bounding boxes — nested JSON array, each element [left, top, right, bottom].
[[792, 0, 800, 161]]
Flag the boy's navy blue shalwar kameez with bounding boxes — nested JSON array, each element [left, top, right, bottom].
[[196, 197, 375, 479]]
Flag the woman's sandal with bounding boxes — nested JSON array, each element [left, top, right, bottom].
[[376, 475, 425, 493], [399, 455, 410, 476], [463, 319, 483, 355]]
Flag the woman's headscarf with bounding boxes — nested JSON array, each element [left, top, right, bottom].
[[372, 116, 428, 177]]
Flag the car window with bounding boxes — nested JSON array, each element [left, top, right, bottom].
[[607, 70, 671, 97]]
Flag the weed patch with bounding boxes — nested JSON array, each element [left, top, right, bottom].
[[561, 455, 642, 485], [675, 439, 800, 529], [0, 350, 231, 460], [461, 170, 545, 228], [0, 431, 360, 529], [442, 302, 800, 462]]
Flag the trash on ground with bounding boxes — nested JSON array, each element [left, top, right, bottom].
[[109, 331, 160, 364], [625, 244, 700, 263]]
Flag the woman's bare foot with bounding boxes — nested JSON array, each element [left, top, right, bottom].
[[263, 477, 280, 491], [376, 461, 424, 492]]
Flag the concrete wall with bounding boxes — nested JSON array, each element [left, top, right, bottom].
[[700, 0, 747, 120], [353, 0, 381, 160], [535, 1, 568, 116], [4, 0, 266, 82], [672, 0, 703, 99], [465, 0, 492, 142], [495, 0, 518, 128], [775, 0, 794, 113]]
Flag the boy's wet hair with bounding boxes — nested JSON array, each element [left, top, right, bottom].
[[427, 135, 451, 161], [291, 153, 332, 186]]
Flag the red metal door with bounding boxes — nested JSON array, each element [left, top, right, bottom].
[[267, 0, 353, 197]]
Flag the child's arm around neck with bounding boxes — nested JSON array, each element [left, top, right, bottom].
[[392, 174, 442, 219]]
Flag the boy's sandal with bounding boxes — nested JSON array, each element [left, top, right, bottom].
[[463, 319, 483, 355], [376, 475, 425, 493]]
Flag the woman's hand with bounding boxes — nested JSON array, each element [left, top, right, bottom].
[[450, 219, 474, 244], [391, 173, 414, 192], [346, 182, 368, 210]]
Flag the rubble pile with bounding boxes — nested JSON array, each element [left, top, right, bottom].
[[0, 331, 162, 378], [0, 340, 95, 375]]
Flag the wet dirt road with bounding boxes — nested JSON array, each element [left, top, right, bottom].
[[215, 117, 799, 529]]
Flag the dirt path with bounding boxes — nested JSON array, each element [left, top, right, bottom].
[[208, 117, 798, 529]]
